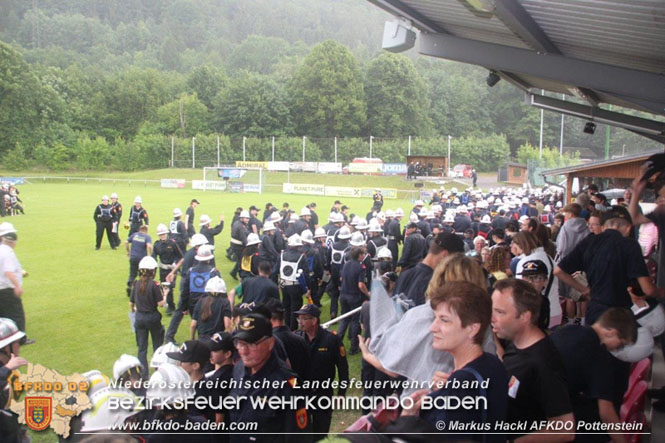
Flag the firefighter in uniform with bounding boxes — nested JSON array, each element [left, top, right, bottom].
[[165, 244, 218, 344], [127, 196, 149, 236], [110, 192, 123, 248], [169, 208, 188, 254], [0, 317, 29, 442], [386, 208, 404, 267], [93, 195, 116, 250], [229, 210, 250, 280], [398, 222, 426, 271], [366, 220, 388, 261], [152, 223, 184, 316], [301, 230, 323, 306], [295, 304, 348, 439], [372, 189, 384, 210], [312, 228, 329, 307], [277, 234, 310, 330], [199, 214, 224, 246], [326, 226, 351, 319], [229, 312, 311, 442]]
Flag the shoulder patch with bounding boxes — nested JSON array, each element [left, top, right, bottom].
[[339, 346, 346, 358], [296, 407, 308, 430]]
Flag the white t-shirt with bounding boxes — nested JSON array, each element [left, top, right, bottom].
[[0, 244, 22, 289]]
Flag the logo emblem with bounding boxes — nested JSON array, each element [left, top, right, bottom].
[[296, 407, 308, 430], [25, 397, 52, 431]]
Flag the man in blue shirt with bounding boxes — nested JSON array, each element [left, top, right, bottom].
[[125, 225, 152, 297]]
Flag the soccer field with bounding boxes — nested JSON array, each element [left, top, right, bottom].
[[8, 172, 436, 441]]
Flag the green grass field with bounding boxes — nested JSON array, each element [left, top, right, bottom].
[[5, 169, 470, 441]]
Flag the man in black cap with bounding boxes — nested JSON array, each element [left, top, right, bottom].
[[228, 313, 310, 441], [166, 339, 215, 420], [185, 199, 199, 239], [265, 298, 310, 382], [248, 205, 263, 234], [517, 259, 553, 331], [205, 331, 236, 425], [397, 222, 425, 271], [294, 304, 348, 439]]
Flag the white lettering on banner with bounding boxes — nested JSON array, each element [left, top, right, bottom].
[[160, 179, 186, 189], [235, 161, 268, 169], [283, 183, 326, 196], [267, 162, 290, 172], [192, 180, 227, 191], [382, 163, 407, 174]]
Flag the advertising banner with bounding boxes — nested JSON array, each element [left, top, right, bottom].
[[317, 163, 343, 173], [382, 163, 407, 175], [235, 161, 268, 169], [360, 188, 398, 199], [289, 162, 318, 172], [243, 184, 262, 193], [267, 162, 290, 172], [348, 162, 383, 173], [218, 169, 246, 179], [325, 186, 362, 198], [229, 182, 244, 193], [160, 179, 186, 189], [192, 180, 227, 191], [283, 183, 326, 196], [0, 177, 25, 185]]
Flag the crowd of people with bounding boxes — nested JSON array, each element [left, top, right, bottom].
[[0, 183, 24, 217], [3, 160, 665, 441]]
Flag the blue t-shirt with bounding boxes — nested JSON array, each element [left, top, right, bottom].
[[129, 232, 152, 260], [420, 352, 508, 442]]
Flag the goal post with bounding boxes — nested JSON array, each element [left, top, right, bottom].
[[200, 166, 264, 194]]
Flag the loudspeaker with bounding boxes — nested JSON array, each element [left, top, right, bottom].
[[382, 20, 416, 53]]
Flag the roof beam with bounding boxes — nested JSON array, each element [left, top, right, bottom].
[[491, 0, 560, 54], [529, 93, 665, 143], [366, 0, 446, 33], [418, 33, 665, 106]]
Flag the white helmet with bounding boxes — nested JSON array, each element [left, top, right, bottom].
[[150, 342, 180, 369], [138, 256, 158, 270], [195, 244, 214, 261], [134, 196, 142, 204], [350, 232, 366, 247], [481, 215, 491, 223], [301, 230, 315, 244], [426, 211, 435, 220], [451, 187, 458, 194], [82, 370, 110, 397], [377, 248, 393, 260], [270, 211, 282, 222], [334, 213, 346, 223], [110, 193, 118, 199], [239, 210, 250, 219], [414, 200, 425, 207], [444, 213, 456, 223], [314, 227, 327, 239], [337, 226, 352, 240], [146, 363, 195, 408], [300, 207, 311, 216], [263, 221, 276, 231], [457, 205, 467, 214], [205, 276, 227, 294], [0, 317, 25, 348], [376, 212, 386, 221], [156, 223, 169, 235], [191, 234, 208, 247], [102, 195, 109, 201], [113, 354, 143, 382], [350, 216, 360, 226], [288, 234, 303, 247], [199, 214, 212, 226], [409, 212, 419, 223], [385, 209, 395, 218], [173, 208, 182, 217], [328, 212, 338, 222], [289, 213, 298, 223], [356, 219, 368, 230], [0, 222, 17, 237], [418, 209, 428, 218], [368, 221, 383, 233], [246, 233, 261, 246], [395, 208, 404, 217], [81, 388, 143, 432]]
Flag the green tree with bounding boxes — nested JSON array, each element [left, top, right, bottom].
[[185, 65, 227, 110], [214, 73, 293, 137], [288, 40, 366, 137], [145, 93, 211, 137], [365, 53, 432, 136], [228, 35, 290, 75]]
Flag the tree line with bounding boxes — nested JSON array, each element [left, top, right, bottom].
[[0, 1, 658, 172]]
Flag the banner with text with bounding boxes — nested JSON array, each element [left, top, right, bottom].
[[348, 162, 383, 174], [283, 183, 326, 196], [382, 164, 408, 175], [192, 180, 227, 191], [317, 163, 343, 173], [160, 179, 186, 189], [235, 161, 268, 169]]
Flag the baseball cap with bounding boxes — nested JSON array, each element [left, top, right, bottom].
[[433, 232, 465, 253], [249, 205, 260, 211], [406, 222, 418, 229], [233, 313, 272, 343], [166, 340, 210, 367], [206, 332, 235, 352], [519, 260, 548, 276], [191, 199, 200, 204], [294, 304, 321, 318]]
